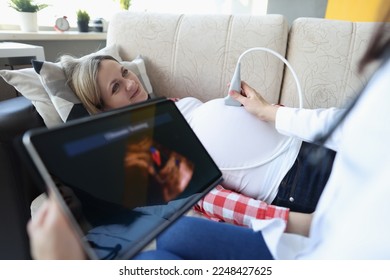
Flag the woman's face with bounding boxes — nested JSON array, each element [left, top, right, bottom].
[[97, 59, 149, 110]]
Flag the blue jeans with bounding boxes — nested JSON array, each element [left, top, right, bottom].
[[134, 216, 274, 260], [272, 142, 336, 213]]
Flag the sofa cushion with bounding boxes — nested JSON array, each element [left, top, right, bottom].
[[280, 18, 390, 108]]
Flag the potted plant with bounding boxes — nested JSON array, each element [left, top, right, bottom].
[[77, 9, 90, 33], [9, 0, 48, 32], [117, 0, 131, 10]]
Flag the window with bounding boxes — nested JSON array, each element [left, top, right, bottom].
[[0, 0, 268, 30]]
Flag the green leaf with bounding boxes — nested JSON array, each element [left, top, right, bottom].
[[9, 0, 48, 12]]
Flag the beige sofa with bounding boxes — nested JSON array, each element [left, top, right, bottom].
[[107, 11, 382, 110]]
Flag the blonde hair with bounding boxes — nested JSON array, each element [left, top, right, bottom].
[[60, 54, 119, 115]]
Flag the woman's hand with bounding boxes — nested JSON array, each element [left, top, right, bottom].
[[27, 193, 87, 260], [228, 81, 279, 122]]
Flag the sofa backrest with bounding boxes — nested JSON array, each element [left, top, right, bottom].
[[108, 12, 388, 109], [281, 18, 386, 109], [107, 12, 288, 104]]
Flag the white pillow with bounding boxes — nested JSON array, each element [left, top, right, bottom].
[[121, 57, 154, 97], [0, 67, 62, 127]]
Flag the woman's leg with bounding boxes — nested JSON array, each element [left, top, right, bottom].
[[155, 216, 274, 260]]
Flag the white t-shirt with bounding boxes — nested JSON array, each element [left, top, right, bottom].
[[253, 59, 390, 259], [175, 97, 301, 203]]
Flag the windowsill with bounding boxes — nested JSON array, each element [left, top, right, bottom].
[[0, 30, 106, 41]]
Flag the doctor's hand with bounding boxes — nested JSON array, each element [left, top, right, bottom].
[[27, 193, 87, 260], [228, 81, 279, 122]]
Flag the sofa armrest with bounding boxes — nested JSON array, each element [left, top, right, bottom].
[[0, 96, 46, 259], [0, 96, 45, 142]]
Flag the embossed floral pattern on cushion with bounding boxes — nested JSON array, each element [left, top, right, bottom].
[[280, 18, 387, 108], [107, 12, 289, 104]]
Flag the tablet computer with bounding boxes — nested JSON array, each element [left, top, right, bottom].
[[22, 98, 222, 259]]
